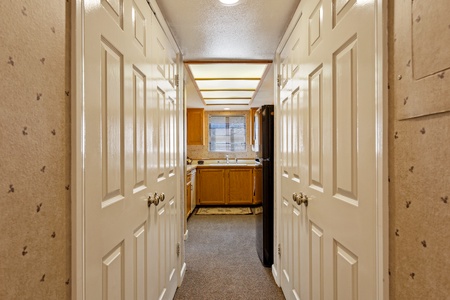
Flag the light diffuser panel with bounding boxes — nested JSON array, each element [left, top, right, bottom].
[[196, 79, 259, 90], [186, 61, 271, 106], [201, 90, 254, 99]]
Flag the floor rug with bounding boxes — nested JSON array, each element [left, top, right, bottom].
[[252, 206, 263, 215], [196, 207, 252, 215]]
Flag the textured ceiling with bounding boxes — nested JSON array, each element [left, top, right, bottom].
[[155, 0, 301, 61], [155, 0, 301, 109]]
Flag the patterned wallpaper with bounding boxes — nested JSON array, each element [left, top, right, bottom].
[[388, 0, 450, 298], [0, 1, 71, 299]]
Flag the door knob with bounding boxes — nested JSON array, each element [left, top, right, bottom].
[[158, 192, 165, 202], [148, 192, 160, 207], [292, 192, 304, 205], [300, 195, 309, 207]]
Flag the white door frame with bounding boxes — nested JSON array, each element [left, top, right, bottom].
[[70, 0, 185, 298], [272, 0, 389, 298]]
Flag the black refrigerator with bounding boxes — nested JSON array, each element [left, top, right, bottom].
[[255, 105, 274, 267]]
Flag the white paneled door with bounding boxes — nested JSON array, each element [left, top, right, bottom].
[[79, 0, 180, 299], [147, 18, 179, 300], [278, 0, 384, 299]]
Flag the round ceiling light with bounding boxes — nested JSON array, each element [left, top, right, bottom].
[[219, 0, 240, 6]]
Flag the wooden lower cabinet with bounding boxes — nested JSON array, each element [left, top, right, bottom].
[[197, 167, 259, 205], [185, 168, 197, 220], [186, 172, 192, 219], [196, 168, 226, 205], [228, 169, 253, 205]]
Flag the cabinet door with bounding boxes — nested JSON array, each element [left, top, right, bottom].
[[187, 108, 204, 145], [197, 169, 225, 205], [190, 169, 196, 210], [186, 173, 191, 219], [228, 168, 253, 205], [253, 167, 262, 204], [250, 107, 259, 147]]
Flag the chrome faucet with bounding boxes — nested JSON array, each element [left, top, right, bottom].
[[226, 154, 229, 164]]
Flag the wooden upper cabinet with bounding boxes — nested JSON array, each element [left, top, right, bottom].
[[250, 107, 259, 146], [187, 108, 204, 145]]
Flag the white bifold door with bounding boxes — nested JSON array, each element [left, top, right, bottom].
[[278, 0, 384, 299], [80, 0, 180, 299]]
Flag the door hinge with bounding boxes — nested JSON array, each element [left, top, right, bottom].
[[176, 242, 180, 257], [175, 74, 179, 87], [277, 74, 282, 87], [278, 243, 281, 256]]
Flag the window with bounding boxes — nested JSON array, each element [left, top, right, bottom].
[[208, 115, 246, 152]]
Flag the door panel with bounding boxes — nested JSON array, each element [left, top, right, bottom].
[[333, 37, 358, 204], [102, 243, 124, 300], [148, 19, 179, 300], [82, 0, 180, 299], [309, 65, 324, 192], [278, 0, 378, 299], [309, 222, 324, 300], [134, 224, 147, 300], [133, 67, 147, 192], [279, 16, 305, 300]]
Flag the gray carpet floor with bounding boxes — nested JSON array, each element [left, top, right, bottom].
[[174, 213, 285, 300]]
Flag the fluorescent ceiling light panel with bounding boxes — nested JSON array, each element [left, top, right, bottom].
[[219, 0, 240, 5], [204, 99, 250, 105], [189, 63, 267, 79], [196, 80, 259, 90], [201, 91, 254, 99], [186, 61, 270, 106]]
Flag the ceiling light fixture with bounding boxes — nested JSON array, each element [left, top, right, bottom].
[[186, 61, 271, 107], [219, 0, 240, 6]]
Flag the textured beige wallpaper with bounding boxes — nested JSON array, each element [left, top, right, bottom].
[[389, 0, 450, 299], [393, 0, 450, 119], [0, 1, 71, 299]]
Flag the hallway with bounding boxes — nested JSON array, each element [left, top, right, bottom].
[[174, 213, 284, 300]]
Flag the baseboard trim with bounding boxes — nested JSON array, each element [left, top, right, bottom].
[[272, 264, 280, 286], [179, 262, 187, 286]]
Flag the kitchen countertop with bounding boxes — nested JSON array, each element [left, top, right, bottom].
[[187, 159, 261, 171]]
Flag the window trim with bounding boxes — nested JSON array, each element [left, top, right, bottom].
[[208, 114, 247, 152]]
